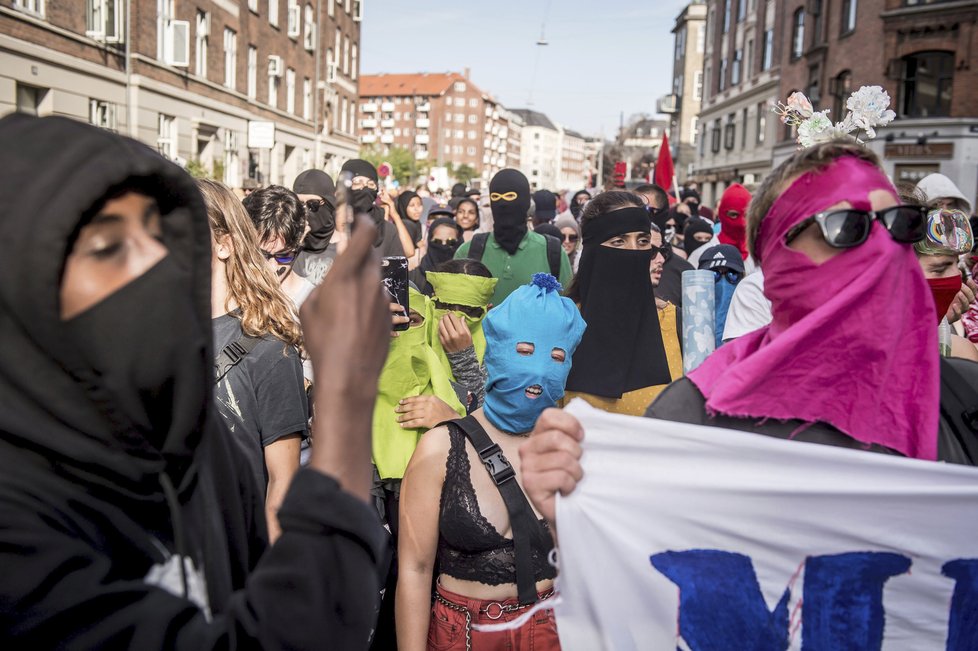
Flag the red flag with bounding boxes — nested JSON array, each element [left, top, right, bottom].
[[653, 132, 676, 201]]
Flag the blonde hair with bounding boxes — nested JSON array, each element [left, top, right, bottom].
[[197, 179, 304, 354], [746, 140, 883, 261]]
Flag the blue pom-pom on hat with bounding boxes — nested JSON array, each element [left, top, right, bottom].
[[531, 273, 562, 293]]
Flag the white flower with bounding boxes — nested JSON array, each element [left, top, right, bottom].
[[797, 111, 834, 148], [786, 92, 814, 118], [846, 85, 896, 139]]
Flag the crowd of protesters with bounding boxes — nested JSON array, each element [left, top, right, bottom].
[[0, 111, 976, 651]]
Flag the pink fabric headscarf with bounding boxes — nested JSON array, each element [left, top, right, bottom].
[[688, 156, 940, 460]]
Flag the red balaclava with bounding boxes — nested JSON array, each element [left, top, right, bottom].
[[718, 183, 752, 260]]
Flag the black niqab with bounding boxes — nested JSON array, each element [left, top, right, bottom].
[[396, 191, 423, 244]]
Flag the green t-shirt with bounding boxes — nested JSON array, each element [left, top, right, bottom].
[[454, 231, 573, 306]]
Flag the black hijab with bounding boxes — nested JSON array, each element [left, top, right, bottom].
[[565, 207, 672, 398], [396, 190, 423, 244], [489, 169, 531, 255], [421, 217, 463, 274]]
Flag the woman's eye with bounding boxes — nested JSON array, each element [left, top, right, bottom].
[[516, 343, 535, 356], [551, 348, 566, 362], [90, 241, 123, 259], [609, 238, 624, 247]]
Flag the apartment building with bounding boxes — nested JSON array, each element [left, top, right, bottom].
[[1, 0, 361, 187], [661, 0, 707, 182], [357, 71, 508, 182], [691, 0, 783, 205], [773, 0, 978, 204]]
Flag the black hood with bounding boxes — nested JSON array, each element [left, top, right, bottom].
[[0, 114, 213, 503]]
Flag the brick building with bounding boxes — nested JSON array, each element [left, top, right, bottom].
[[357, 71, 508, 184], [662, 0, 707, 182], [692, 0, 783, 206], [1, 0, 362, 187], [773, 0, 978, 205]]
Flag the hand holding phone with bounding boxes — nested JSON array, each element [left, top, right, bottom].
[[381, 256, 409, 331]]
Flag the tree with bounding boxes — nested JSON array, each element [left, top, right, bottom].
[[453, 164, 476, 185], [358, 145, 418, 185]]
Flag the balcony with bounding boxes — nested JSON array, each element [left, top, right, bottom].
[[416, 118, 430, 128], [499, 127, 508, 139], [483, 154, 491, 164], [484, 122, 492, 132], [415, 134, 429, 144], [485, 106, 492, 117], [361, 134, 377, 143], [492, 110, 499, 120], [361, 118, 377, 128], [380, 134, 394, 143], [498, 143, 507, 154], [381, 102, 395, 112], [484, 138, 491, 148], [380, 119, 395, 128], [491, 125, 499, 135], [415, 149, 429, 159], [416, 101, 431, 112], [362, 103, 378, 113]]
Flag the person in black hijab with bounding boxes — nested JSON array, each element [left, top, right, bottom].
[[413, 217, 464, 295], [564, 191, 672, 415], [0, 113, 389, 649], [683, 217, 715, 258], [395, 190, 424, 247], [340, 158, 405, 258]]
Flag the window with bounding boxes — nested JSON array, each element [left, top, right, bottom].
[[249, 0, 258, 12], [690, 116, 699, 146], [286, 68, 295, 113], [468, 130, 477, 140], [287, 0, 300, 38], [746, 39, 754, 79], [696, 25, 705, 53], [811, 0, 823, 44], [268, 70, 278, 108], [89, 99, 115, 130], [343, 35, 350, 75], [719, 57, 728, 91], [762, 29, 774, 70], [14, 0, 44, 16], [756, 101, 766, 143], [247, 46, 257, 99], [675, 26, 686, 61], [157, 114, 177, 160], [470, 98, 479, 108], [468, 114, 477, 124], [722, 0, 731, 33], [724, 114, 736, 150], [742, 107, 749, 147], [455, 114, 464, 123], [445, 112, 453, 121], [351, 44, 358, 80], [454, 82, 466, 92], [328, 0, 334, 16], [455, 129, 464, 138], [731, 49, 742, 85], [303, 5, 315, 50], [195, 11, 208, 79], [806, 64, 821, 105], [831, 70, 852, 121], [791, 9, 805, 60], [711, 119, 721, 153], [269, 0, 279, 27], [341, 97, 348, 132], [901, 51, 953, 117], [393, 128, 401, 136], [841, 0, 857, 34], [693, 71, 703, 101], [16, 83, 46, 115], [303, 78, 312, 119], [157, 0, 174, 60], [703, 63, 712, 102], [444, 144, 451, 154], [87, 0, 124, 43], [706, 8, 715, 45], [223, 29, 237, 89], [737, 0, 746, 21], [349, 102, 356, 134]]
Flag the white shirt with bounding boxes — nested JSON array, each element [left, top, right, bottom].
[[722, 269, 772, 341], [687, 233, 757, 275]]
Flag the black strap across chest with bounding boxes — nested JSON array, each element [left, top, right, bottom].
[[469, 232, 561, 279], [213, 334, 262, 383], [446, 415, 547, 605]]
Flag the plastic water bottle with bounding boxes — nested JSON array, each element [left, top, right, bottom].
[[682, 269, 716, 373], [939, 317, 952, 358]]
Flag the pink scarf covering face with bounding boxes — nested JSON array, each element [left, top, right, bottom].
[[687, 156, 940, 459]]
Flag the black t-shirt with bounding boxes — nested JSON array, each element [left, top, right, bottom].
[[213, 314, 309, 492]]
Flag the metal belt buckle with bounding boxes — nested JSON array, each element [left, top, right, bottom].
[[481, 443, 515, 485], [484, 602, 505, 620]]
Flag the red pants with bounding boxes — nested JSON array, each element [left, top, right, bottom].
[[427, 584, 561, 651]]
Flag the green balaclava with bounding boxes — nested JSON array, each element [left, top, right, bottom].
[[372, 287, 465, 479], [425, 272, 498, 380]]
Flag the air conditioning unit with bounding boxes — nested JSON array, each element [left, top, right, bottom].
[[326, 61, 338, 83], [268, 55, 284, 77], [287, 5, 301, 37], [164, 20, 190, 67]]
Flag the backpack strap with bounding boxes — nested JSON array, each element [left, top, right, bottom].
[[446, 415, 545, 605], [214, 334, 263, 383], [468, 232, 490, 262], [543, 234, 562, 279]]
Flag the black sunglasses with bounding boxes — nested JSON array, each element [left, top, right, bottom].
[[305, 199, 323, 213], [260, 249, 299, 265], [649, 244, 669, 258], [563, 233, 579, 243], [784, 205, 927, 248], [713, 269, 743, 284], [431, 238, 458, 247]]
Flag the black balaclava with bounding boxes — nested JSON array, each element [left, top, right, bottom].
[[683, 217, 715, 257], [534, 223, 562, 242], [340, 158, 380, 216], [680, 188, 701, 217], [396, 190, 423, 244], [451, 182, 466, 198], [489, 169, 531, 255], [421, 217, 463, 273], [0, 114, 212, 503], [293, 169, 336, 253], [570, 190, 590, 220], [565, 207, 672, 398]]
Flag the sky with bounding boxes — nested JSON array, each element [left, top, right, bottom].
[[359, 0, 690, 139]]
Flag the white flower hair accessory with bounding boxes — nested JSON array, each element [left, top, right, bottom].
[[774, 85, 896, 148]]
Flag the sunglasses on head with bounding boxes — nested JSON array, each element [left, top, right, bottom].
[[260, 249, 299, 265], [563, 233, 579, 243], [784, 204, 927, 248]]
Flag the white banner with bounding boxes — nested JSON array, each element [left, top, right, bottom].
[[554, 399, 978, 651]]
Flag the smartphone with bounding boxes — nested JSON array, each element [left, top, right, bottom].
[[381, 256, 410, 331], [335, 170, 354, 233]]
